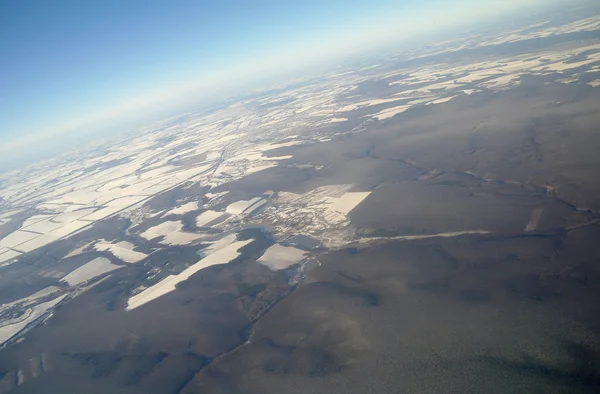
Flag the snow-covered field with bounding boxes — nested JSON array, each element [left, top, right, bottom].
[[0, 287, 62, 311], [140, 221, 206, 245], [126, 237, 253, 310], [13, 234, 60, 254], [225, 197, 265, 215], [60, 257, 122, 286], [0, 230, 39, 249], [0, 294, 67, 345], [94, 240, 148, 263], [162, 201, 199, 217], [257, 244, 307, 270], [195, 210, 227, 227], [373, 105, 410, 120], [588, 79, 600, 87], [330, 192, 371, 215], [0, 249, 22, 266]]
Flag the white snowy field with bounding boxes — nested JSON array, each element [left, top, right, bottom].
[[60, 257, 123, 286], [126, 237, 253, 310], [257, 244, 306, 271]]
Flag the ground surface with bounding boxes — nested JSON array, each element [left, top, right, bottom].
[[1, 4, 600, 393]]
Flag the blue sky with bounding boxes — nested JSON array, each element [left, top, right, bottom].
[[0, 0, 542, 150]]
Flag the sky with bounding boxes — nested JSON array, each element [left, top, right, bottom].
[[0, 0, 552, 156]]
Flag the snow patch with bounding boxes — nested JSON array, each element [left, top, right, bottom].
[[60, 257, 122, 286], [126, 238, 253, 310], [257, 244, 307, 271]]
